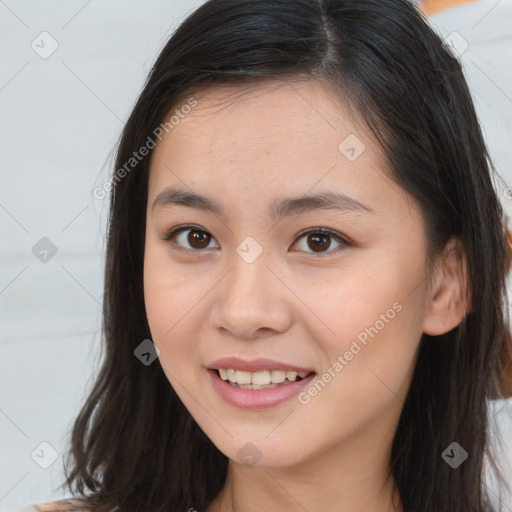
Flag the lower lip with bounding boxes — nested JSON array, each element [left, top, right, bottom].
[[207, 369, 316, 409]]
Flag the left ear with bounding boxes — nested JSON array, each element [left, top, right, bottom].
[[422, 236, 472, 336]]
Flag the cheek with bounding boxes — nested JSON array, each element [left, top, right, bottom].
[[143, 240, 223, 386], [291, 253, 425, 398], [144, 235, 200, 332], [143, 243, 195, 359], [286, 268, 423, 452], [143, 269, 203, 400], [290, 256, 418, 348]]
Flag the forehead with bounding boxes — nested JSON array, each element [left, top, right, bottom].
[[173, 79, 360, 147], [148, 79, 389, 193]]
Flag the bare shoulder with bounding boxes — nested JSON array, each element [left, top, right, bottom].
[[31, 499, 90, 512]]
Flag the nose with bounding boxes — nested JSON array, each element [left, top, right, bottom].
[[210, 249, 294, 340]]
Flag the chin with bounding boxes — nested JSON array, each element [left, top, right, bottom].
[[211, 435, 308, 469]]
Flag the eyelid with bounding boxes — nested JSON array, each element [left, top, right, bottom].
[[163, 224, 207, 242], [162, 224, 351, 256]]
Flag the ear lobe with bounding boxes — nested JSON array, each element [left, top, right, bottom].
[[422, 237, 472, 336]]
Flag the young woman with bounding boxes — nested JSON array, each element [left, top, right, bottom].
[[21, 0, 512, 510]]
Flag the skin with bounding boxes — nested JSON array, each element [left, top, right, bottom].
[[143, 79, 469, 512]]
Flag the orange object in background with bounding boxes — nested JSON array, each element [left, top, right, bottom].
[[422, 0, 478, 15]]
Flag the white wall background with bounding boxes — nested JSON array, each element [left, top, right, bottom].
[[0, 0, 510, 509]]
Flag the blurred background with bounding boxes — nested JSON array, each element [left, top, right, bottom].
[[0, 0, 511, 509]]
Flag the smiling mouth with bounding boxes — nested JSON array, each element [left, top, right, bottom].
[[213, 368, 316, 389]]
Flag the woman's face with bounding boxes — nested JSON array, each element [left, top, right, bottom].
[[144, 79, 431, 469]]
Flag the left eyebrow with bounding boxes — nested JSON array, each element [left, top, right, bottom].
[[151, 186, 375, 219], [269, 191, 375, 219]]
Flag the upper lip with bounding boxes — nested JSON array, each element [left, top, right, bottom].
[[207, 357, 315, 373]]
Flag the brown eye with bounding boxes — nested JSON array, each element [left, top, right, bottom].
[[307, 233, 331, 252], [187, 230, 211, 249], [292, 228, 348, 256], [164, 226, 219, 251]]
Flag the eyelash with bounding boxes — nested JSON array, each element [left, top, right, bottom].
[[162, 224, 351, 257]]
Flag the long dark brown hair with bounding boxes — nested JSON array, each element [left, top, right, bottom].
[[60, 1, 511, 510]]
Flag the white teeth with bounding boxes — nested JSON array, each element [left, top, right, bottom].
[[216, 368, 311, 385], [235, 370, 252, 385], [270, 370, 286, 384], [251, 371, 271, 385], [287, 371, 298, 381]]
